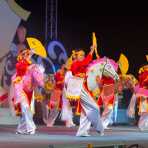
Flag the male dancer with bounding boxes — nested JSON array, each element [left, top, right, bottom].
[[70, 47, 104, 136]]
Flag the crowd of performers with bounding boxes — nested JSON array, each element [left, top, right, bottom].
[[10, 44, 148, 136]]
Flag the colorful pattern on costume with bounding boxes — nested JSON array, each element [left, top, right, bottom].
[[46, 68, 65, 127], [11, 58, 44, 134], [99, 76, 116, 129], [49, 70, 64, 110], [71, 53, 92, 77], [61, 71, 76, 127], [60, 50, 77, 128], [76, 56, 119, 136], [66, 53, 92, 100], [128, 65, 148, 131], [64, 53, 93, 117], [65, 76, 84, 100], [98, 76, 115, 108], [85, 57, 119, 130], [136, 66, 148, 114], [86, 57, 118, 92]]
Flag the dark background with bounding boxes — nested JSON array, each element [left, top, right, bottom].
[[16, 0, 147, 76]]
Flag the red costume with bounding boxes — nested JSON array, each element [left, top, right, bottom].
[[139, 70, 148, 88], [70, 53, 93, 114], [137, 68, 148, 112], [49, 70, 65, 110], [71, 54, 92, 77], [98, 76, 115, 107], [13, 59, 31, 116], [54, 71, 64, 90], [16, 60, 30, 77]]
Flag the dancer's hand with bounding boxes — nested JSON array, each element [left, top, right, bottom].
[[90, 45, 96, 55]]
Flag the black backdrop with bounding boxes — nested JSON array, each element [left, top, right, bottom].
[[16, 0, 147, 76]]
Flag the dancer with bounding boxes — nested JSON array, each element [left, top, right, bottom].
[[46, 50, 79, 127], [68, 46, 105, 136], [110, 53, 130, 125], [93, 57, 119, 129], [128, 65, 148, 131], [61, 50, 77, 127], [97, 75, 117, 129], [77, 56, 119, 136], [41, 74, 54, 125], [46, 64, 66, 127], [11, 49, 45, 134]]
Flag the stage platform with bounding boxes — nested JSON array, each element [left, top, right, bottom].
[[0, 125, 148, 148]]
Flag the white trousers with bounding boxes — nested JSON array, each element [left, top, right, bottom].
[[101, 107, 113, 129], [76, 85, 104, 136], [138, 113, 148, 131], [17, 101, 36, 134], [61, 90, 73, 124], [46, 108, 59, 126], [46, 89, 74, 127]]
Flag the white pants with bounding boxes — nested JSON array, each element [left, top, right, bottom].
[[101, 94, 118, 128], [112, 99, 118, 124], [101, 107, 113, 129], [61, 91, 73, 125], [138, 113, 148, 131], [46, 108, 59, 126], [17, 101, 36, 134], [76, 85, 104, 136], [46, 90, 74, 127], [41, 99, 49, 124]]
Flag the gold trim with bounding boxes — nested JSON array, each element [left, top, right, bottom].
[[66, 95, 80, 100]]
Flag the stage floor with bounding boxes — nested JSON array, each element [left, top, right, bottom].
[[0, 125, 148, 148]]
